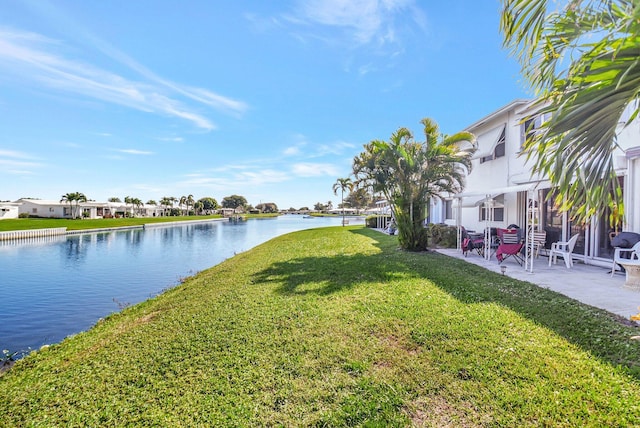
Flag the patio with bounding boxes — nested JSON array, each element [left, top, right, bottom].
[[436, 247, 640, 320]]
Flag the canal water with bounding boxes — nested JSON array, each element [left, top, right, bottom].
[[0, 216, 362, 355]]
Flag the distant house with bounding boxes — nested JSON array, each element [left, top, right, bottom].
[[17, 199, 72, 218], [0, 202, 19, 219], [15, 199, 167, 219], [219, 208, 242, 217]]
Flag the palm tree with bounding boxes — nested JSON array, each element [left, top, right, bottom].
[[60, 192, 87, 219], [186, 194, 195, 216], [132, 198, 143, 216], [179, 196, 187, 216], [500, 0, 639, 224], [332, 177, 353, 226], [159, 197, 173, 216], [124, 196, 134, 218], [353, 118, 474, 251]]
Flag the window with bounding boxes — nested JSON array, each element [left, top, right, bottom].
[[31, 208, 37, 214], [521, 113, 549, 149], [49, 207, 54, 212], [444, 200, 453, 220], [479, 127, 506, 163], [479, 205, 504, 222], [479, 195, 505, 222]]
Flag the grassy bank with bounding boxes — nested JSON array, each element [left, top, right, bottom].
[[0, 214, 285, 232], [1, 226, 639, 426]]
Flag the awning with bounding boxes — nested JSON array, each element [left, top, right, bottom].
[[472, 124, 506, 160], [454, 182, 546, 207]]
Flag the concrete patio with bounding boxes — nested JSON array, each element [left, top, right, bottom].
[[436, 247, 640, 320]]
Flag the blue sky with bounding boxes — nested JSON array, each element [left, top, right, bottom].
[[0, 0, 531, 209]]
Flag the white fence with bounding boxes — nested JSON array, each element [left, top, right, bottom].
[[0, 227, 67, 241]]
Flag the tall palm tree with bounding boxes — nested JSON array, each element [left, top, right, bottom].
[[332, 177, 353, 226], [60, 192, 76, 219], [159, 197, 173, 216], [60, 192, 87, 219], [353, 118, 475, 251], [186, 194, 195, 216], [132, 198, 143, 216], [179, 196, 188, 216], [124, 196, 134, 218], [500, 0, 639, 224]]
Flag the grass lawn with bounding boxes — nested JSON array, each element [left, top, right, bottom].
[[1, 226, 639, 426], [0, 214, 285, 232]]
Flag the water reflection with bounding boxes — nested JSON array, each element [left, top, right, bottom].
[[0, 216, 361, 355]]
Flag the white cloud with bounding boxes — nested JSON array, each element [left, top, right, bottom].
[[116, 149, 153, 155], [0, 158, 42, 169], [0, 27, 248, 130], [237, 169, 289, 184], [0, 149, 36, 159], [312, 140, 356, 157], [293, 0, 419, 46], [291, 162, 340, 177], [157, 136, 185, 143], [0, 150, 42, 173]]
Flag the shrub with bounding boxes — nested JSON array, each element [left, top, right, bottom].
[[426, 223, 457, 248], [18, 212, 30, 218]]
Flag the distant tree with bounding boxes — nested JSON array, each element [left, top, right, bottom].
[[60, 192, 87, 219], [146, 199, 157, 206], [313, 202, 325, 211], [124, 196, 135, 217], [179, 196, 187, 215], [222, 194, 248, 209], [255, 202, 279, 213], [159, 197, 173, 216], [198, 197, 219, 214], [299, 206, 309, 211], [193, 201, 204, 215], [345, 186, 372, 213], [178, 194, 195, 216], [108, 197, 121, 203], [132, 198, 143, 216], [333, 177, 354, 225], [186, 194, 195, 215], [326, 201, 333, 211], [288, 207, 296, 212]]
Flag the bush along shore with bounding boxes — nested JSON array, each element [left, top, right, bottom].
[[1, 226, 640, 426]]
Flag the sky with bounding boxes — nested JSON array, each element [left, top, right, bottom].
[[0, 0, 532, 210]]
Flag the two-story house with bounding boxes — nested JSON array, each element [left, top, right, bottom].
[[431, 99, 640, 269]]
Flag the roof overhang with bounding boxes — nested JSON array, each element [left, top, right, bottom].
[[454, 182, 546, 207]]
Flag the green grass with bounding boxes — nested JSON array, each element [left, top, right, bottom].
[[1, 226, 639, 426]]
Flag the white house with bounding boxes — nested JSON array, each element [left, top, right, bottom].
[[432, 99, 640, 269], [16, 199, 166, 219], [0, 202, 20, 219], [17, 199, 72, 218]]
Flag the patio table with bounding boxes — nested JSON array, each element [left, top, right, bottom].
[[618, 260, 640, 290]]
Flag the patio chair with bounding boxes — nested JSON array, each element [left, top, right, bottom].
[[496, 228, 524, 265], [532, 231, 547, 258], [461, 227, 485, 257], [548, 234, 579, 269], [611, 241, 640, 277]]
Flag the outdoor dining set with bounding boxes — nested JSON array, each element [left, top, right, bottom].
[[460, 226, 640, 288]]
